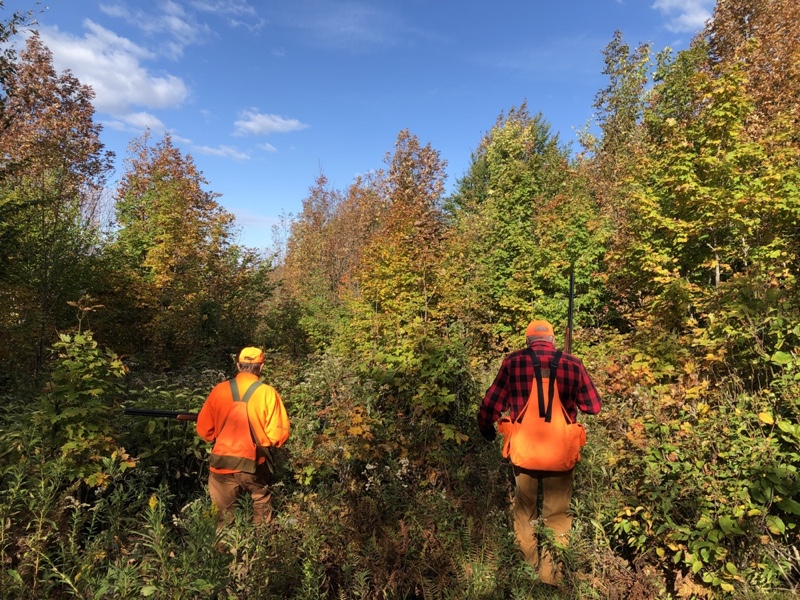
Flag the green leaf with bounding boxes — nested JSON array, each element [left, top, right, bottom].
[[771, 351, 794, 365], [6, 569, 22, 584], [776, 498, 800, 515], [718, 516, 743, 535], [766, 515, 786, 535], [141, 586, 158, 596]]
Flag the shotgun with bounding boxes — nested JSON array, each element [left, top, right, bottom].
[[564, 267, 575, 354], [124, 407, 198, 421]]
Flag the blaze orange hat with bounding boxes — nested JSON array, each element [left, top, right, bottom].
[[525, 320, 554, 338], [238, 347, 265, 364]]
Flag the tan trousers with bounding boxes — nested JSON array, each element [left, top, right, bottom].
[[208, 463, 272, 527], [512, 465, 574, 585]]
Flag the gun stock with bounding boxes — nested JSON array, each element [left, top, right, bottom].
[[124, 407, 198, 422]]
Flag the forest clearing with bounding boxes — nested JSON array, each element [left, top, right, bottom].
[[1, 1, 799, 598]]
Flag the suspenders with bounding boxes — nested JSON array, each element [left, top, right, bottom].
[[524, 348, 563, 423], [229, 380, 263, 403], [215, 380, 263, 439]]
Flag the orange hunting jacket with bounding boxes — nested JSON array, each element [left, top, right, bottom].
[[196, 373, 290, 474]]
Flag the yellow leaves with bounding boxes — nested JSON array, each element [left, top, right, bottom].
[[85, 472, 110, 488], [757, 412, 774, 425], [625, 420, 647, 450], [675, 573, 713, 598], [111, 447, 137, 470]]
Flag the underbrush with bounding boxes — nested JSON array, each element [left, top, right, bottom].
[[1, 333, 797, 598]]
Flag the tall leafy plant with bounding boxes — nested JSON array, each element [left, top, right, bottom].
[[0, 33, 113, 375], [33, 330, 125, 481]]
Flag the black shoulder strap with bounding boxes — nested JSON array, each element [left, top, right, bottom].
[[544, 351, 563, 422], [524, 349, 563, 423], [525, 348, 547, 418]]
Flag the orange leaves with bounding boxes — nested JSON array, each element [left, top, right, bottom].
[[346, 409, 374, 441]]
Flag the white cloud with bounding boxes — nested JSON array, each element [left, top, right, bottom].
[[259, 143, 278, 153], [170, 133, 194, 145], [38, 21, 189, 115], [234, 110, 309, 136], [104, 111, 166, 133], [193, 144, 251, 160], [304, 3, 396, 47], [98, 3, 130, 19], [190, 0, 258, 18], [189, 0, 265, 29], [274, 1, 433, 50], [102, 0, 211, 58], [652, 0, 715, 33]]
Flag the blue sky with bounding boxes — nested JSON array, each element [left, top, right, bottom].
[[7, 0, 715, 249]]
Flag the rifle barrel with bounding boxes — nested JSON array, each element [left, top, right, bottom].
[[566, 267, 575, 354], [124, 407, 198, 421]]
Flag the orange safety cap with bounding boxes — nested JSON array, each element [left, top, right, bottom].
[[525, 320, 554, 338], [238, 347, 265, 364]]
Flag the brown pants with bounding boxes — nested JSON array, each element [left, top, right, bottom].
[[512, 465, 574, 585], [208, 463, 272, 527]]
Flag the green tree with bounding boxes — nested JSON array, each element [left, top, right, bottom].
[[445, 104, 604, 354], [357, 130, 446, 323], [108, 131, 269, 368], [606, 38, 800, 381], [338, 130, 472, 423]]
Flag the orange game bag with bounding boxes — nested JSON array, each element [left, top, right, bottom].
[[497, 350, 586, 471]]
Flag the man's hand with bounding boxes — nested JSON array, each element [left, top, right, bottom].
[[479, 426, 497, 442]]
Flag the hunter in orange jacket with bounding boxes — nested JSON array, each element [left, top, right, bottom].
[[196, 347, 290, 525]]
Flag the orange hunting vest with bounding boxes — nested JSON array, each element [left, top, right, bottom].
[[497, 350, 586, 471], [208, 379, 267, 474]]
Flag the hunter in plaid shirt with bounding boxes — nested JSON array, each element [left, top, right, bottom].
[[477, 334, 602, 441], [478, 319, 602, 585]]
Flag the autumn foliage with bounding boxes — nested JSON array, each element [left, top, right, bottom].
[[1, 1, 799, 598]]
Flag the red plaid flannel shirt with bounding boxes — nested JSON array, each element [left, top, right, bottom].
[[477, 340, 602, 438]]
